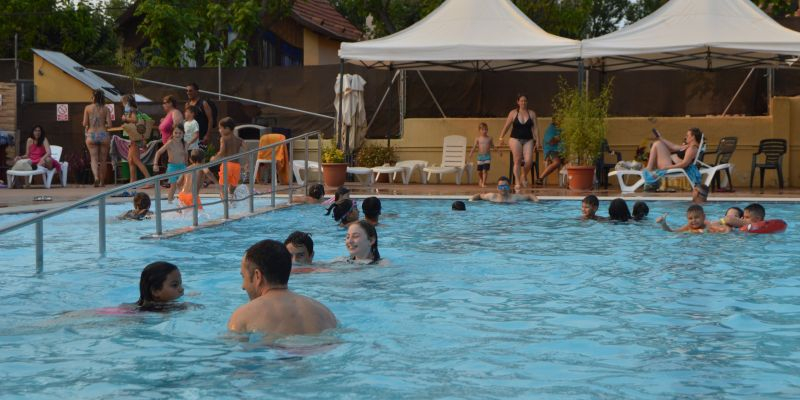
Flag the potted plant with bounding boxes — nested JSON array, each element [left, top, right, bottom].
[[552, 79, 613, 190], [321, 139, 347, 187], [355, 143, 396, 182]]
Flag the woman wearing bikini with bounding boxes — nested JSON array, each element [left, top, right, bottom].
[[498, 94, 538, 191], [83, 89, 112, 187]]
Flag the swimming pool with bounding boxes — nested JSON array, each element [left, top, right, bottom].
[[2, 199, 799, 398]]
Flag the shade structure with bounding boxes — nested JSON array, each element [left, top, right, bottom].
[[581, 0, 800, 71], [338, 0, 581, 72], [334, 74, 368, 152]]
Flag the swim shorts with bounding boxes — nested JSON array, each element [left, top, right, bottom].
[[477, 153, 491, 171], [166, 163, 187, 184], [218, 161, 241, 187], [178, 192, 203, 209]]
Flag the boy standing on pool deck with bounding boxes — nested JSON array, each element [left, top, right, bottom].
[[211, 117, 243, 199], [468, 122, 495, 188], [228, 240, 337, 335], [656, 204, 730, 233]]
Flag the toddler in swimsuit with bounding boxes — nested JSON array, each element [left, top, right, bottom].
[[467, 122, 495, 187]]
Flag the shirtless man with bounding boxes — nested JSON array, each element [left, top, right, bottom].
[[211, 117, 243, 196], [228, 240, 337, 335], [469, 176, 539, 203]]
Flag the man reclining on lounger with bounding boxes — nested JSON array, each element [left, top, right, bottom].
[[643, 128, 703, 189]]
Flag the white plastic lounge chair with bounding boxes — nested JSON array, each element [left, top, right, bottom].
[[346, 166, 374, 186], [609, 136, 732, 193], [372, 160, 428, 184], [7, 145, 69, 189], [292, 160, 321, 185], [423, 135, 469, 184]]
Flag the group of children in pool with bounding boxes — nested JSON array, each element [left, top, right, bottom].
[[580, 194, 771, 234]]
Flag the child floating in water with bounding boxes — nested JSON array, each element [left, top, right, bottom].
[[581, 195, 605, 221], [632, 201, 649, 221], [657, 204, 730, 233], [134, 261, 186, 311], [119, 192, 153, 220]]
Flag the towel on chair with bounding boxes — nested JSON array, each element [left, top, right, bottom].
[[257, 134, 290, 184], [643, 164, 701, 186]]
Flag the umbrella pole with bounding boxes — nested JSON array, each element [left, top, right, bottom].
[[337, 59, 345, 149]]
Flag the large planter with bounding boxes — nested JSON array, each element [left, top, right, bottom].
[[566, 165, 595, 191], [322, 163, 348, 187]]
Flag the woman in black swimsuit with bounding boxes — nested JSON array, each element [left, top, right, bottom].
[[498, 94, 538, 190]]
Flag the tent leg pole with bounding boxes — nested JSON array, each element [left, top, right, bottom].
[[767, 68, 774, 113], [366, 70, 400, 133], [722, 67, 755, 116], [578, 59, 586, 92], [337, 59, 345, 149], [417, 70, 446, 118]]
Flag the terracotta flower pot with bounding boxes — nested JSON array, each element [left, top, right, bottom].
[[566, 165, 595, 191], [322, 163, 348, 187]]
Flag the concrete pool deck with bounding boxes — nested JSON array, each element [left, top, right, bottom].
[[2, 182, 799, 215]]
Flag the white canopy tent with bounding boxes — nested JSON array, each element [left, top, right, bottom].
[[581, 0, 800, 72], [338, 0, 581, 72]]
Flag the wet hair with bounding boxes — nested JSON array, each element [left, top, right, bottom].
[[137, 261, 179, 307], [162, 95, 177, 108], [726, 207, 744, 218], [326, 198, 357, 223], [187, 82, 200, 91], [308, 183, 325, 200], [189, 148, 204, 164], [687, 204, 705, 216], [362, 196, 381, 219], [353, 220, 380, 263], [244, 240, 291, 286], [452, 200, 466, 211], [744, 203, 765, 221], [608, 198, 631, 222], [284, 231, 314, 257], [334, 186, 351, 201], [92, 89, 105, 104], [632, 201, 649, 221], [218, 116, 235, 131], [498, 176, 510, 184], [582, 195, 599, 208], [122, 94, 137, 108], [133, 192, 151, 211], [30, 125, 46, 147], [478, 122, 488, 130], [688, 127, 703, 144]]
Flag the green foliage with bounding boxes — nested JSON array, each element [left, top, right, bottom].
[[355, 143, 396, 167], [755, 0, 799, 18], [552, 79, 613, 166], [322, 140, 345, 164], [116, 47, 149, 94], [134, 0, 293, 67], [0, 0, 117, 64]]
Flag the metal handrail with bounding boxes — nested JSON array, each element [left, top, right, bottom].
[[1, 130, 325, 272]]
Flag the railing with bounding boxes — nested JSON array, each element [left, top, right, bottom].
[[0, 130, 325, 273]]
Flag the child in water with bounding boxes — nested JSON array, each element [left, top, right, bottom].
[[134, 261, 186, 311], [657, 204, 730, 233], [119, 192, 153, 220]]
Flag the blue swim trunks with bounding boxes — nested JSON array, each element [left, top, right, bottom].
[[166, 162, 187, 184], [477, 153, 491, 171]]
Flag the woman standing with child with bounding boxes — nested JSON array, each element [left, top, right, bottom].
[[498, 94, 538, 191]]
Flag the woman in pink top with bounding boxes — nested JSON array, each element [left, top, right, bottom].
[[159, 95, 183, 145], [14, 125, 60, 171]]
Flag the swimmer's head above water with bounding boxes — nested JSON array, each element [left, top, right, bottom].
[[137, 261, 184, 310]]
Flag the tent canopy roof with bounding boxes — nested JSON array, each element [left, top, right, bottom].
[[582, 0, 800, 71], [338, 0, 580, 72]]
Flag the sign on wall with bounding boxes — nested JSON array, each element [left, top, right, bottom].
[[56, 104, 69, 121]]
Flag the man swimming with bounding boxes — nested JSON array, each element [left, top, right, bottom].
[[469, 176, 539, 203]]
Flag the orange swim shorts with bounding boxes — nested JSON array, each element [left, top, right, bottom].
[[218, 161, 241, 187], [178, 192, 203, 209]]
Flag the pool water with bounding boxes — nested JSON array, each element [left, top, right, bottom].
[[1, 199, 799, 399]]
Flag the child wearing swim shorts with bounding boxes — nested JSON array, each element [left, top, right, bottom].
[[468, 122, 495, 188], [153, 123, 188, 202], [176, 149, 218, 210]]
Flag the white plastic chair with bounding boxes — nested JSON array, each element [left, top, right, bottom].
[[7, 145, 69, 188], [372, 160, 428, 184], [292, 160, 321, 185], [423, 135, 469, 184]]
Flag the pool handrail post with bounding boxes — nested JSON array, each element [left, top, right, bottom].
[[192, 169, 199, 226], [35, 221, 43, 273], [270, 149, 277, 207], [304, 135, 310, 197], [99, 197, 106, 256], [247, 152, 255, 213], [222, 161, 229, 220], [288, 140, 295, 204], [0, 130, 323, 267], [317, 134, 322, 184], [154, 183, 162, 236]]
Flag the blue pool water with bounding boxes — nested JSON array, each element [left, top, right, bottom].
[[1, 199, 799, 399]]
